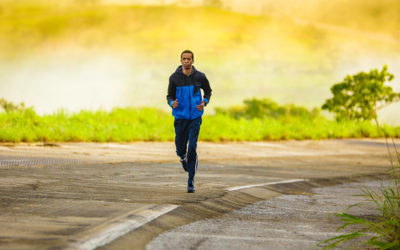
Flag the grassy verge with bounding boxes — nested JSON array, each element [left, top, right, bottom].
[[0, 107, 174, 142], [1, 100, 399, 143]]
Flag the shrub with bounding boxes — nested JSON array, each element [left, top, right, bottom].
[[322, 65, 400, 122], [215, 98, 320, 120]]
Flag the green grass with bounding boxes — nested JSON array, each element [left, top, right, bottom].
[[0, 107, 175, 142], [1, 102, 399, 143]]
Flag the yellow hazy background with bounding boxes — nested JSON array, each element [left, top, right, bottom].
[[1, 0, 399, 124]]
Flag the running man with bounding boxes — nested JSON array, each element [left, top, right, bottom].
[[166, 50, 212, 193]]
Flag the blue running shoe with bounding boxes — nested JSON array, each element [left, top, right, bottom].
[[180, 156, 188, 172]]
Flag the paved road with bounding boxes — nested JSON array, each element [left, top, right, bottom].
[[0, 139, 398, 249], [147, 179, 386, 250]]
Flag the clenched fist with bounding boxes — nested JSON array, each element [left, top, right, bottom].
[[172, 99, 179, 108], [196, 101, 206, 111]]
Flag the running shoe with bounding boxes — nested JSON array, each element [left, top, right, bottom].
[[187, 183, 195, 193], [180, 156, 188, 172]]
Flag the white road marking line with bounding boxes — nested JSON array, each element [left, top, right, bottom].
[[227, 179, 308, 191], [73, 204, 178, 250]]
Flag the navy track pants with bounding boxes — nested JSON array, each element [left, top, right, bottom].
[[174, 117, 202, 185]]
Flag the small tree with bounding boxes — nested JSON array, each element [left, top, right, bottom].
[[322, 65, 400, 127]]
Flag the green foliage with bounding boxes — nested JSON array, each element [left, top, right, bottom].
[[215, 98, 320, 120], [322, 65, 400, 121], [0, 98, 399, 143], [0, 107, 175, 142]]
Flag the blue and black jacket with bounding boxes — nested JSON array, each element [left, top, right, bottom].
[[167, 66, 212, 120]]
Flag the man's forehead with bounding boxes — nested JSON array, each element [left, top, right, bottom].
[[182, 53, 193, 59]]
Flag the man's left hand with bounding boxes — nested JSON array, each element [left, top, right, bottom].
[[196, 101, 206, 111]]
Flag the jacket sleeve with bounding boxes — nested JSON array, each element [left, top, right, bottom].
[[166, 76, 176, 107], [201, 74, 212, 105]]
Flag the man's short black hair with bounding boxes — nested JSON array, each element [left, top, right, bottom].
[[181, 50, 194, 60]]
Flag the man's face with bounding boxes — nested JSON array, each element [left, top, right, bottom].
[[181, 53, 193, 70]]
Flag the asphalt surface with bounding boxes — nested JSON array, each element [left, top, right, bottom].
[[0, 139, 398, 250], [147, 179, 386, 250]]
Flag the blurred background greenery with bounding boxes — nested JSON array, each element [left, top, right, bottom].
[[0, 0, 399, 141], [2, 97, 399, 142]]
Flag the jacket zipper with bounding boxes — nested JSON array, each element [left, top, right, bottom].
[[188, 75, 191, 120]]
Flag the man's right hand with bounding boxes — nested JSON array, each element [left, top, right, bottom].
[[172, 99, 179, 108]]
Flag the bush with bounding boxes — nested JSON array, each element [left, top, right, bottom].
[[215, 98, 320, 120]]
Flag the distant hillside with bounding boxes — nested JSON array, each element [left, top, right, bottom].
[[227, 0, 400, 37], [0, 3, 265, 58], [1, 0, 400, 57], [277, 0, 400, 37]]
